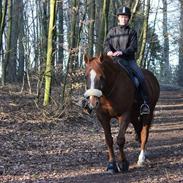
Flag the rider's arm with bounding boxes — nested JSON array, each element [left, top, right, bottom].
[[103, 29, 116, 55], [120, 30, 137, 56]]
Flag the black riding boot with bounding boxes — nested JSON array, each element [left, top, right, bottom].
[[140, 83, 150, 115]]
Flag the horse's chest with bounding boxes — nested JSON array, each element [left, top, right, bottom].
[[99, 99, 118, 116]]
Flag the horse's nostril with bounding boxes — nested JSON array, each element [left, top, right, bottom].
[[96, 101, 99, 107]]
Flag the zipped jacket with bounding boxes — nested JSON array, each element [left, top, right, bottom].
[[104, 25, 137, 61]]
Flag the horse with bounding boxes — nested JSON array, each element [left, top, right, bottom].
[[83, 54, 160, 173]]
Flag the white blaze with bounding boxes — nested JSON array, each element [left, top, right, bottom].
[[83, 69, 102, 98], [90, 69, 96, 89]]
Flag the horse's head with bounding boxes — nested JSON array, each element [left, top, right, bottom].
[[83, 54, 106, 110]]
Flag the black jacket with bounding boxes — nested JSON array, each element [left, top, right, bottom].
[[104, 25, 137, 61]]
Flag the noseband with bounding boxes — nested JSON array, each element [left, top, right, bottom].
[[84, 89, 103, 98]]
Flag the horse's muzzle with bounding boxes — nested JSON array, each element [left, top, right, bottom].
[[83, 89, 102, 110], [88, 96, 100, 109]]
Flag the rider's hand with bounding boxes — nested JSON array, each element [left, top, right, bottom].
[[113, 51, 123, 56], [107, 51, 114, 56]]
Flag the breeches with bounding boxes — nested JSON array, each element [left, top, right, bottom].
[[128, 60, 145, 85]]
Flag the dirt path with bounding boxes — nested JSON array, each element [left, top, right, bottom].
[[0, 88, 183, 183]]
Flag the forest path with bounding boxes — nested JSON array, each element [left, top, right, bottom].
[[0, 87, 183, 182]]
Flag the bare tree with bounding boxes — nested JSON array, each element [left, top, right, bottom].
[[3, 0, 12, 84], [17, 0, 25, 82], [88, 0, 95, 57], [0, 0, 7, 51], [43, 0, 56, 106], [137, 0, 150, 67], [178, 0, 183, 86], [162, 0, 170, 80], [96, 0, 110, 54]]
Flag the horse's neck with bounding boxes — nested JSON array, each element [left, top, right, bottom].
[[103, 60, 121, 81], [103, 61, 122, 93], [103, 59, 131, 95]]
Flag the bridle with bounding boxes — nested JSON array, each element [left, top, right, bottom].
[[84, 66, 121, 99], [84, 88, 103, 98]]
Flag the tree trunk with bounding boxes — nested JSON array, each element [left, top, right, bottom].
[[0, 0, 7, 51], [57, 0, 64, 65], [88, 0, 95, 57], [17, 0, 24, 82], [3, 0, 12, 84], [178, 0, 183, 86], [6, 0, 20, 83], [96, 0, 110, 54], [60, 0, 79, 106], [130, 0, 140, 23], [162, 0, 170, 81], [40, 0, 48, 66], [43, 0, 56, 106], [137, 0, 150, 67]]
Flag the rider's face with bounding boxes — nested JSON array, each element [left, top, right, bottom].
[[118, 15, 129, 26]]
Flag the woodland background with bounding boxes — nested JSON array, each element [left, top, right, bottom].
[[0, 0, 183, 109], [1, 0, 183, 182]]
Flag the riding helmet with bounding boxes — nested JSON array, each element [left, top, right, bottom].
[[116, 6, 131, 18]]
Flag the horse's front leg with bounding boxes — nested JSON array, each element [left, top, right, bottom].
[[98, 115, 118, 173], [117, 115, 130, 172]]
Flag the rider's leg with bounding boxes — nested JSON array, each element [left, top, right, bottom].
[[128, 60, 150, 115]]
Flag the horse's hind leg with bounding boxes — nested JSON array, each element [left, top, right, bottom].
[[137, 113, 153, 166]]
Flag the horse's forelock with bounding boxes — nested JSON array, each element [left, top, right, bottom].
[[85, 57, 104, 77]]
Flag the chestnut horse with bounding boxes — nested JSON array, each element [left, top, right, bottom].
[[84, 54, 160, 173]]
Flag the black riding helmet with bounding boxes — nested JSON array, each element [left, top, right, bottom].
[[116, 6, 131, 18]]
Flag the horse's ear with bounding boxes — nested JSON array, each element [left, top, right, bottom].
[[98, 53, 104, 63], [84, 53, 90, 64]]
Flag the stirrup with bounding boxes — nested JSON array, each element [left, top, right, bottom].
[[140, 103, 150, 115]]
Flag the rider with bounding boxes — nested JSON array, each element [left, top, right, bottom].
[[103, 6, 150, 115]]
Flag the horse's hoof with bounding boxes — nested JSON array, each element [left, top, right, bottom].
[[137, 150, 147, 166], [137, 160, 144, 167], [118, 160, 129, 172], [106, 161, 119, 173]]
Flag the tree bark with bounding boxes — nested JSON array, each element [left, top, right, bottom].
[[137, 0, 150, 67], [96, 0, 110, 54], [88, 0, 95, 57], [57, 0, 64, 65], [43, 0, 56, 106], [17, 0, 25, 82], [178, 0, 183, 86], [3, 0, 12, 84], [6, 0, 20, 82], [0, 0, 7, 51], [162, 0, 170, 80]]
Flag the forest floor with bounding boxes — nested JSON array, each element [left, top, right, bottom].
[[0, 85, 183, 183]]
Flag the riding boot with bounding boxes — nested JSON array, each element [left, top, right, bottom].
[[140, 83, 150, 115]]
